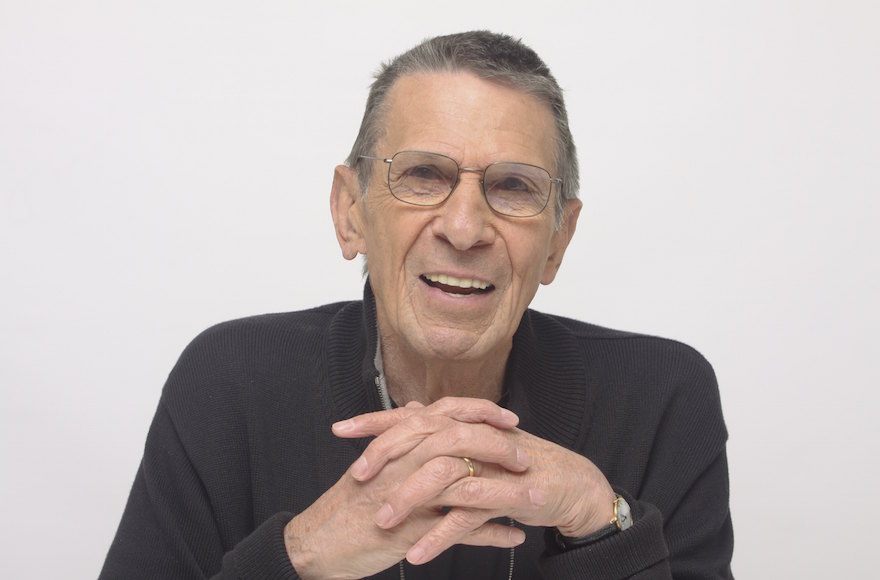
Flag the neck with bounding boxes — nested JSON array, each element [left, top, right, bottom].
[[378, 334, 509, 406]]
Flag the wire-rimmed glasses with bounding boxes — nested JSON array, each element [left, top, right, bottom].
[[358, 150, 560, 218]]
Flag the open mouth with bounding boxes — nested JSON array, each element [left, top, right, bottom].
[[420, 274, 495, 295]]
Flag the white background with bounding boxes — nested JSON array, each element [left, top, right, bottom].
[[1, 1, 877, 578]]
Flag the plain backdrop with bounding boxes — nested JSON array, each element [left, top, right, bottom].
[[1, 1, 877, 578]]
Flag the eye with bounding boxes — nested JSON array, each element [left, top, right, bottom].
[[391, 159, 454, 199], [489, 174, 542, 197], [404, 164, 447, 182], [493, 176, 533, 193], [484, 164, 551, 216]]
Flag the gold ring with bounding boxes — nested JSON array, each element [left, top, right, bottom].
[[462, 457, 475, 477]]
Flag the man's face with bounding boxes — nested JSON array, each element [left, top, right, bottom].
[[338, 71, 580, 364]]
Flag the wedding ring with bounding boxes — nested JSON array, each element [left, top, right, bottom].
[[462, 456, 475, 477]]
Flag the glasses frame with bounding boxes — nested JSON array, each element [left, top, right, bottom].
[[358, 150, 561, 218]]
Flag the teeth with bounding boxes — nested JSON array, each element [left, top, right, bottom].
[[425, 273, 490, 290]]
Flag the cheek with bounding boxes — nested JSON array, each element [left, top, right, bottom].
[[367, 212, 431, 273], [508, 234, 553, 282]]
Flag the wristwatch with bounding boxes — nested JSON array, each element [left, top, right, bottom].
[[549, 495, 633, 552], [611, 494, 633, 531]]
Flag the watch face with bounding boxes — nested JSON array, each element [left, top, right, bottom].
[[615, 497, 633, 530]]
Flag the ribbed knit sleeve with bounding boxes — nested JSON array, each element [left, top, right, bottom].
[[540, 495, 671, 578], [217, 512, 299, 580]]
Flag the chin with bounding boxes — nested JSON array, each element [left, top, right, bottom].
[[413, 326, 505, 362]]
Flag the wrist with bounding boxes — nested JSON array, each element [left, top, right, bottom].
[[550, 493, 634, 552], [284, 515, 320, 579], [556, 486, 616, 537]]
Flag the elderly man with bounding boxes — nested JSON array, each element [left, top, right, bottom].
[[101, 31, 733, 579]]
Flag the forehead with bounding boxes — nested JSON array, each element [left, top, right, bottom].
[[379, 72, 557, 170]]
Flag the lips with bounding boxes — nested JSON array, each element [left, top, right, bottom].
[[420, 273, 495, 295]]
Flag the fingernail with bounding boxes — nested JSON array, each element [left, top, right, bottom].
[[332, 419, 354, 434], [407, 544, 426, 565], [500, 408, 519, 424], [509, 527, 526, 545], [516, 447, 531, 469], [350, 456, 368, 479], [375, 503, 394, 527], [529, 488, 547, 506]]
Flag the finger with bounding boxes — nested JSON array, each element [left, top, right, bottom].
[[440, 477, 547, 516], [374, 456, 476, 528], [376, 461, 546, 529], [457, 520, 526, 549], [348, 413, 453, 480], [412, 422, 530, 473], [426, 397, 519, 429], [333, 397, 518, 439], [355, 418, 529, 481], [331, 407, 416, 438], [406, 509, 525, 565]]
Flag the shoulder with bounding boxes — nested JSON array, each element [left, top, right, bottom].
[[161, 301, 360, 410], [528, 310, 723, 425], [187, 301, 353, 352], [528, 312, 729, 496], [530, 310, 715, 371]]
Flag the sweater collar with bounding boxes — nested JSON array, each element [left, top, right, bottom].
[[324, 280, 591, 450]]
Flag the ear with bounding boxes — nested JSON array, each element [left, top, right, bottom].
[[329, 165, 368, 260], [541, 198, 582, 285]]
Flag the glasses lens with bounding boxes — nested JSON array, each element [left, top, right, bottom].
[[388, 151, 457, 205], [483, 163, 552, 217]]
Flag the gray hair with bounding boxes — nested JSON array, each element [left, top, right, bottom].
[[345, 30, 579, 226]]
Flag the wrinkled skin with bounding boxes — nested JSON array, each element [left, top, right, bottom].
[[284, 398, 615, 578]]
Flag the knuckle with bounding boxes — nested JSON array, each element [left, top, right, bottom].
[[420, 534, 444, 553], [445, 508, 480, 531], [446, 423, 468, 449], [408, 413, 446, 434], [406, 413, 432, 433], [490, 433, 518, 461], [363, 438, 388, 460], [425, 457, 460, 483], [456, 478, 484, 503], [482, 430, 507, 451], [434, 396, 456, 410], [469, 521, 512, 544]]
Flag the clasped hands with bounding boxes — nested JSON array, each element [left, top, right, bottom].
[[284, 397, 615, 579]]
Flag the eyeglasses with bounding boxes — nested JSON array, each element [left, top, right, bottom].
[[357, 150, 560, 218]]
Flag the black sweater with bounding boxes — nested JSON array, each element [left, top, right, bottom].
[[101, 284, 733, 579]]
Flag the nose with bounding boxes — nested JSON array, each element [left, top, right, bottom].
[[431, 172, 496, 251]]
